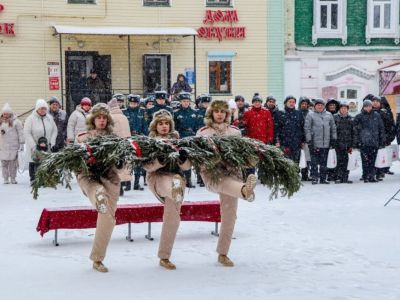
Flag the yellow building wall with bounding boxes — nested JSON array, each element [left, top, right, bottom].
[[0, 0, 268, 115]]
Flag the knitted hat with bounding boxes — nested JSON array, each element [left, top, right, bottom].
[[313, 98, 326, 106], [339, 100, 349, 108], [1, 103, 12, 114], [48, 96, 60, 105], [148, 109, 177, 138], [204, 100, 231, 127], [80, 97, 92, 106], [266, 95, 276, 102], [35, 99, 48, 110], [86, 103, 114, 133], [363, 100, 373, 107]]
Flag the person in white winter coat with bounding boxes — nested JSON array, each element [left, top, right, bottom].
[[24, 99, 57, 182], [67, 97, 92, 143], [0, 103, 24, 184]]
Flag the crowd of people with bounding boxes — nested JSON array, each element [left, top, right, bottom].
[[1, 88, 399, 272]]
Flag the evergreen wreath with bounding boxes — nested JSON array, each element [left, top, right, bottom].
[[32, 135, 301, 200]]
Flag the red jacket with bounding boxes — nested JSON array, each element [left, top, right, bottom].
[[242, 107, 274, 143]]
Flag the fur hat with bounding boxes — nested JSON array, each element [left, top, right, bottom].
[[313, 98, 326, 106], [1, 103, 12, 114], [204, 100, 231, 127], [148, 109, 178, 138], [86, 103, 114, 133], [35, 99, 48, 111]]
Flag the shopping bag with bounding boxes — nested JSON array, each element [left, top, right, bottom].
[[327, 149, 337, 169], [375, 148, 390, 168], [299, 149, 307, 169], [347, 150, 361, 171], [391, 144, 399, 161], [385, 146, 393, 166], [17, 150, 26, 173]]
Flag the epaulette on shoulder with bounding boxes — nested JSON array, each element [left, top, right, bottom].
[[199, 126, 208, 132], [77, 131, 87, 137]]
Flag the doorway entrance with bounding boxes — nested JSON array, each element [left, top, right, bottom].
[[143, 54, 171, 96], [65, 51, 112, 113]]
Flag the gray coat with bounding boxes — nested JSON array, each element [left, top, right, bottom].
[[0, 115, 24, 161], [304, 110, 337, 148]]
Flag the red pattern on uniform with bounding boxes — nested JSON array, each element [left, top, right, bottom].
[[242, 107, 274, 143]]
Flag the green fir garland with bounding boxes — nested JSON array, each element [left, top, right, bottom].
[[31, 135, 301, 200]]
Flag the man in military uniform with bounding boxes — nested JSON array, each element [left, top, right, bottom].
[[146, 91, 173, 124], [196, 94, 212, 129], [123, 94, 147, 191], [173, 92, 197, 188], [86, 69, 105, 105]]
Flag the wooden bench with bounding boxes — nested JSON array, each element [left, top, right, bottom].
[[36, 201, 221, 246]]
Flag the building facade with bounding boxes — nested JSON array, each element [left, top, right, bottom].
[[0, 0, 273, 115], [285, 0, 400, 114]]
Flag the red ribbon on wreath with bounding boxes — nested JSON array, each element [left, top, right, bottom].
[[84, 143, 96, 165], [129, 140, 142, 157]]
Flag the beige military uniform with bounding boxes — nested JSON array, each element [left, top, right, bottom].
[[76, 130, 120, 262], [196, 123, 244, 255]]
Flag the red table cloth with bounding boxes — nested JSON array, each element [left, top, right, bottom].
[[37, 201, 221, 237]]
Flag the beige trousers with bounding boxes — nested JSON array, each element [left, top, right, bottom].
[[1, 159, 18, 180], [201, 172, 243, 255], [147, 174, 183, 260], [77, 169, 120, 262]]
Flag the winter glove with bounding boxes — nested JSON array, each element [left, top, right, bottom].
[[50, 145, 58, 153], [347, 147, 353, 154], [115, 160, 124, 170], [178, 149, 188, 163]]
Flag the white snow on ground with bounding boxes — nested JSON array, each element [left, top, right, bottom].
[[1, 166, 400, 300]]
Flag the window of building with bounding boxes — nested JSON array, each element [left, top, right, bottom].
[[209, 61, 232, 94], [366, 0, 399, 44], [143, 0, 170, 7], [67, 0, 96, 3], [206, 0, 232, 7], [339, 88, 357, 99], [312, 0, 347, 45]]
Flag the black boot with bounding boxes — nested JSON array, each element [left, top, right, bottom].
[[143, 171, 147, 186], [184, 170, 195, 188], [133, 176, 144, 191], [124, 181, 131, 191]]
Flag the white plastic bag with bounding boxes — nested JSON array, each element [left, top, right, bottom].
[[327, 149, 337, 169], [375, 148, 390, 168], [347, 150, 361, 171], [385, 146, 393, 166], [391, 144, 399, 161], [299, 149, 307, 169]]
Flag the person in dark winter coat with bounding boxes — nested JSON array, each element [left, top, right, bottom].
[[325, 98, 340, 181], [87, 69, 105, 105], [174, 92, 198, 188], [171, 74, 192, 100], [231, 95, 248, 135], [48, 97, 68, 152], [264, 95, 280, 144], [353, 100, 385, 183], [123, 94, 147, 191], [298, 96, 312, 181], [146, 91, 174, 125], [242, 94, 274, 144], [333, 101, 354, 184], [276, 96, 305, 163], [372, 96, 395, 178], [304, 98, 337, 184]]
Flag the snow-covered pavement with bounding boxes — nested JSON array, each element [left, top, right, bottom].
[[1, 166, 400, 300]]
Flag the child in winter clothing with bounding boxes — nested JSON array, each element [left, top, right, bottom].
[[31, 137, 49, 179]]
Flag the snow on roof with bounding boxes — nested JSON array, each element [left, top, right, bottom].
[[53, 25, 198, 36]]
